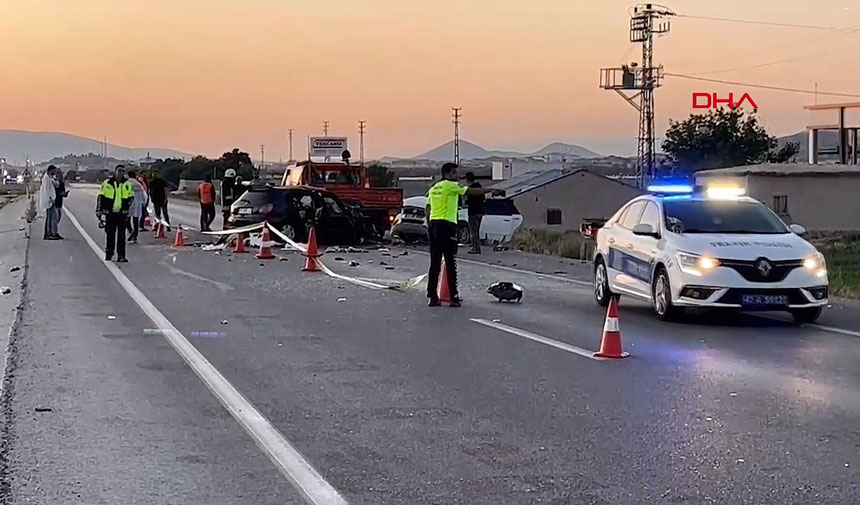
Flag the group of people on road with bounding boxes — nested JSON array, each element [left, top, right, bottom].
[[39, 165, 68, 240]]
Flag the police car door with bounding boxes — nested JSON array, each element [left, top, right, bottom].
[[607, 200, 647, 295], [628, 201, 662, 296]]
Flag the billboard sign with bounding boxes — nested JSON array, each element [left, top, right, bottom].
[[308, 137, 348, 158]]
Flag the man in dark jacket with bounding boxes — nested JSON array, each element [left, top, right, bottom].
[[148, 170, 171, 231], [97, 165, 133, 262]]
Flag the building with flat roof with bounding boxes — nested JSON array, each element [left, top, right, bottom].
[[695, 162, 860, 231]]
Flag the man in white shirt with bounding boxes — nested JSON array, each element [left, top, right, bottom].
[[39, 165, 60, 240]]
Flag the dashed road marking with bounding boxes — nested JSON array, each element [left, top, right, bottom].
[[471, 318, 601, 360], [66, 209, 348, 505]]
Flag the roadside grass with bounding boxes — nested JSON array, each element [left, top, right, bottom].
[[814, 235, 860, 298], [512, 228, 594, 261]]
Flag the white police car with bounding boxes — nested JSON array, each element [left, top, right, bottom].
[[593, 184, 828, 322]]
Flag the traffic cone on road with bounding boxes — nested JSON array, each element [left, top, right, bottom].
[[232, 232, 248, 253], [256, 227, 275, 259], [173, 227, 186, 247], [302, 226, 322, 272], [154, 222, 166, 239], [437, 259, 451, 303], [594, 296, 629, 358]]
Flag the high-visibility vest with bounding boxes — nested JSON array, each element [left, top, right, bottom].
[[199, 182, 215, 205], [99, 179, 132, 213]]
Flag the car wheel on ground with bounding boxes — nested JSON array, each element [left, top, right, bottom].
[[457, 222, 471, 245], [280, 223, 299, 241], [652, 267, 682, 321], [594, 258, 614, 307], [791, 307, 822, 324]]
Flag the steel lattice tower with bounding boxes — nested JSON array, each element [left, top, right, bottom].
[[600, 4, 673, 188]]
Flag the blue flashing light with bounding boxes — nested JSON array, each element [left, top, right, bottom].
[[647, 184, 693, 194], [662, 194, 692, 200]]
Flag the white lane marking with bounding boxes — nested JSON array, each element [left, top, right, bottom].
[[65, 209, 348, 505], [806, 323, 860, 338], [409, 249, 591, 286], [471, 318, 600, 360]]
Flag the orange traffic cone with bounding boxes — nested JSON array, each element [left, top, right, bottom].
[[154, 222, 166, 239], [256, 227, 276, 259], [302, 226, 322, 272], [437, 259, 451, 303], [232, 232, 248, 253], [173, 227, 186, 247], [594, 297, 629, 358]]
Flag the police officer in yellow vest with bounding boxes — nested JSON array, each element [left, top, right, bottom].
[[425, 163, 503, 307], [97, 165, 134, 262]]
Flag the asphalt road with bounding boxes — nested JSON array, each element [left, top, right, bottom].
[[1, 185, 858, 504]]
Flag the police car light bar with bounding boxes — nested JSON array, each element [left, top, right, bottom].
[[646, 184, 693, 194], [706, 185, 746, 199]]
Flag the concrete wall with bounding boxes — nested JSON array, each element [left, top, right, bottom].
[[511, 171, 644, 231], [696, 173, 860, 231]]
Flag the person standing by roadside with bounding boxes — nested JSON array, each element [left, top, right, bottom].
[[53, 168, 69, 228], [464, 172, 485, 254], [198, 174, 216, 232], [126, 170, 147, 244], [425, 163, 502, 307], [220, 168, 237, 229], [148, 170, 171, 231], [97, 165, 133, 262], [137, 172, 150, 230], [40, 165, 60, 240]]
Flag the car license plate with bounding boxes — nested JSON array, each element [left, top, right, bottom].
[[236, 208, 252, 215], [741, 294, 789, 306]]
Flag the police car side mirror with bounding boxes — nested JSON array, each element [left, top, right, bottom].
[[632, 223, 659, 238], [789, 224, 806, 236]]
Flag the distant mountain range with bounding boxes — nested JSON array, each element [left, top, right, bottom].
[[0, 130, 192, 165], [408, 139, 602, 162]]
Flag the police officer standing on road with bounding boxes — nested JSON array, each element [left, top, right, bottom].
[[97, 165, 133, 262], [425, 163, 502, 307]]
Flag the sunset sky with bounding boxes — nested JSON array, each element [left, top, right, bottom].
[[1, 0, 858, 160]]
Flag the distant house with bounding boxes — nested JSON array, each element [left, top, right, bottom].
[[695, 162, 860, 231], [492, 169, 643, 231]]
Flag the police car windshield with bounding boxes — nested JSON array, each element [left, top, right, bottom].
[[662, 199, 788, 234]]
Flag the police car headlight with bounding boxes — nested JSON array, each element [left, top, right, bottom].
[[804, 252, 827, 277], [677, 252, 719, 276]]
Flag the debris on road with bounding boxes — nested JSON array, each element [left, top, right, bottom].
[[334, 257, 346, 262], [488, 281, 524, 303], [0, 286, 11, 295], [337, 297, 347, 303], [377, 247, 390, 252], [107, 315, 116, 320], [34, 407, 53, 413], [385, 266, 395, 270], [9, 266, 20, 273], [202, 243, 227, 251], [349, 261, 360, 267], [220, 320, 229, 325], [279, 257, 289, 262], [347, 246, 366, 253], [379, 261, 388, 266]]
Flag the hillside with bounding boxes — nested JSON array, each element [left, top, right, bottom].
[[413, 139, 601, 161], [0, 130, 192, 164]]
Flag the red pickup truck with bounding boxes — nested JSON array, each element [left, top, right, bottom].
[[281, 160, 403, 236]]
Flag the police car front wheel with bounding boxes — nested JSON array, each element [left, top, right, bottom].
[[652, 268, 682, 321]]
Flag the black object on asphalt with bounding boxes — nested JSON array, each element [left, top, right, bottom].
[[487, 281, 524, 303]]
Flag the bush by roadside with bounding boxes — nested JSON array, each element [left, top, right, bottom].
[[512, 228, 594, 261], [814, 238, 860, 298]]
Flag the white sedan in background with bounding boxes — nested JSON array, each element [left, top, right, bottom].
[[593, 186, 828, 322], [391, 196, 524, 245]]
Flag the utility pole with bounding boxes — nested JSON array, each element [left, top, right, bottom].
[[259, 144, 265, 180], [599, 4, 673, 188], [288, 129, 294, 162], [452, 107, 462, 164], [323, 121, 330, 136], [358, 120, 366, 165]]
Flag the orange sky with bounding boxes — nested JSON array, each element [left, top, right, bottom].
[[1, 0, 858, 159]]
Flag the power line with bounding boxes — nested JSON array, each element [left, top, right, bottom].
[[675, 13, 858, 32], [664, 72, 860, 98]]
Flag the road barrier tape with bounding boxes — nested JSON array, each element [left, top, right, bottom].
[[201, 222, 267, 236], [264, 223, 308, 253]]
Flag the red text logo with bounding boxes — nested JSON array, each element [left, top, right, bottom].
[[692, 92, 758, 110]]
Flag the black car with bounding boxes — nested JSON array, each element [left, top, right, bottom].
[[227, 185, 366, 245]]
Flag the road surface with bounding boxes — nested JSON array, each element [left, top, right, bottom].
[[0, 186, 857, 504]]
